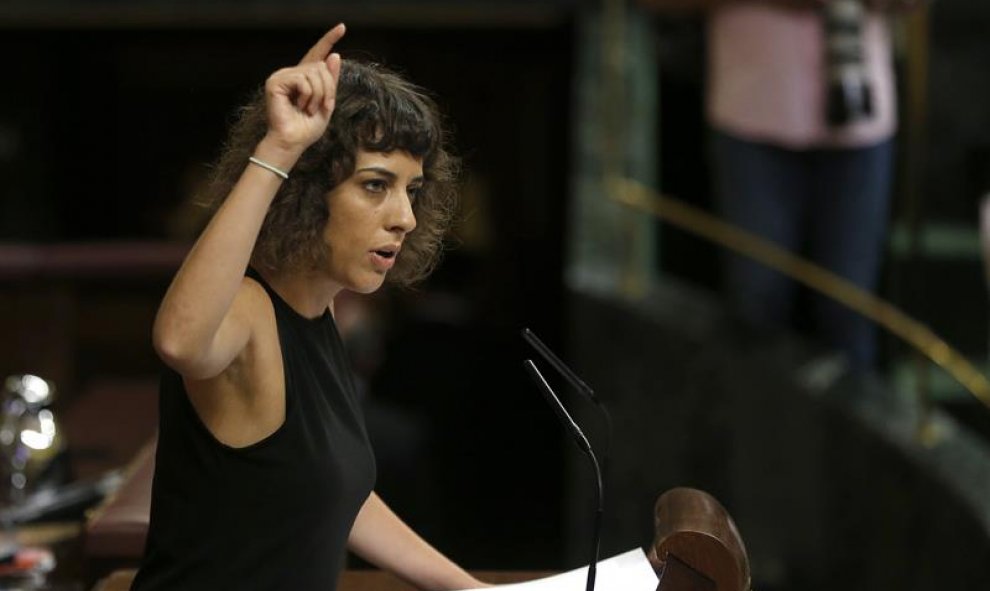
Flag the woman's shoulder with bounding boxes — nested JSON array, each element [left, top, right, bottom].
[[215, 276, 279, 369], [234, 275, 277, 320]]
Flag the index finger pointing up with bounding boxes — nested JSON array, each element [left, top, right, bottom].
[[299, 23, 346, 65]]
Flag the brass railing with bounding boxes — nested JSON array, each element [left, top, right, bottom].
[[607, 176, 990, 444]]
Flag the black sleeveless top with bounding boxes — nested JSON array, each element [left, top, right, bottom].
[[132, 270, 376, 591]]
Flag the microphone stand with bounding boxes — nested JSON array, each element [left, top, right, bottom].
[[587, 453, 604, 591], [523, 360, 603, 591], [521, 328, 613, 462]]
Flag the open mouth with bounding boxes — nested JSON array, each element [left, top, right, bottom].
[[374, 250, 396, 259]]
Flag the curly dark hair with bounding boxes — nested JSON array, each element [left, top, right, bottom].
[[203, 60, 459, 285]]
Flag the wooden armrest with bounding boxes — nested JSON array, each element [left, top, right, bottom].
[[84, 438, 156, 559], [650, 488, 750, 591], [92, 569, 137, 591], [0, 242, 187, 280]]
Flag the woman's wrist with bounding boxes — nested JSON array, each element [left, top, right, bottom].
[[464, 575, 494, 589], [253, 134, 306, 173]]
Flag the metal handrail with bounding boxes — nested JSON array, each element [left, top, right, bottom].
[[607, 175, 990, 442]]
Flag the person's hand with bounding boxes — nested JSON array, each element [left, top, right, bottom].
[[261, 24, 346, 158]]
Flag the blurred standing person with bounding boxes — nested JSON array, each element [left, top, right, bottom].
[[640, 0, 923, 370]]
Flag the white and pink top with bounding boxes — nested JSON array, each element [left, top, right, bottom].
[[707, 4, 896, 149]]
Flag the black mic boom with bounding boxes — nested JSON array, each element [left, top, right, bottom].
[[521, 329, 613, 461], [523, 360, 592, 454], [523, 359, 603, 591]]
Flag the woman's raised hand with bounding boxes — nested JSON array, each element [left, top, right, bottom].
[[261, 24, 346, 158]]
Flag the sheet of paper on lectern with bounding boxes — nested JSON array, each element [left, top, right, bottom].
[[463, 548, 659, 591]]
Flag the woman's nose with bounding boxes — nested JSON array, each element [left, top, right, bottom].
[[387, 190, 417, 234]]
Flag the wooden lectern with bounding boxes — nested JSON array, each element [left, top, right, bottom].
[[648, 487, 750, 591]]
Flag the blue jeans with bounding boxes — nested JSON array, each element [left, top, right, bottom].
[[712, 130, 894, 370]]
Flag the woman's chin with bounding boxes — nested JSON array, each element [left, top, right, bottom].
[[349, 276, 387, 295]]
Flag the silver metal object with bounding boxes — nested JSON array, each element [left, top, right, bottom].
[[0, 375, 65, 505]]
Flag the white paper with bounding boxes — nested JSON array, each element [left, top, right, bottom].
[[461, 548, 659, 591]]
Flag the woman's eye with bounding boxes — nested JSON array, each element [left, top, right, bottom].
[[408, 186, 424, 202], [364, 179, 388, 193]]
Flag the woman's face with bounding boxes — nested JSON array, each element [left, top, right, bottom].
[[322, 149, 423, 294]]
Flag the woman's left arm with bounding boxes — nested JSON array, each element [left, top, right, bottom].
[[348, 492, 490, 591]]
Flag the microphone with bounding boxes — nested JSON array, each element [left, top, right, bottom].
[[521, 329, 613, 461], [523, 359, 603, 591], [522, 329, 597, 402], [523, 360, 594, 455]]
